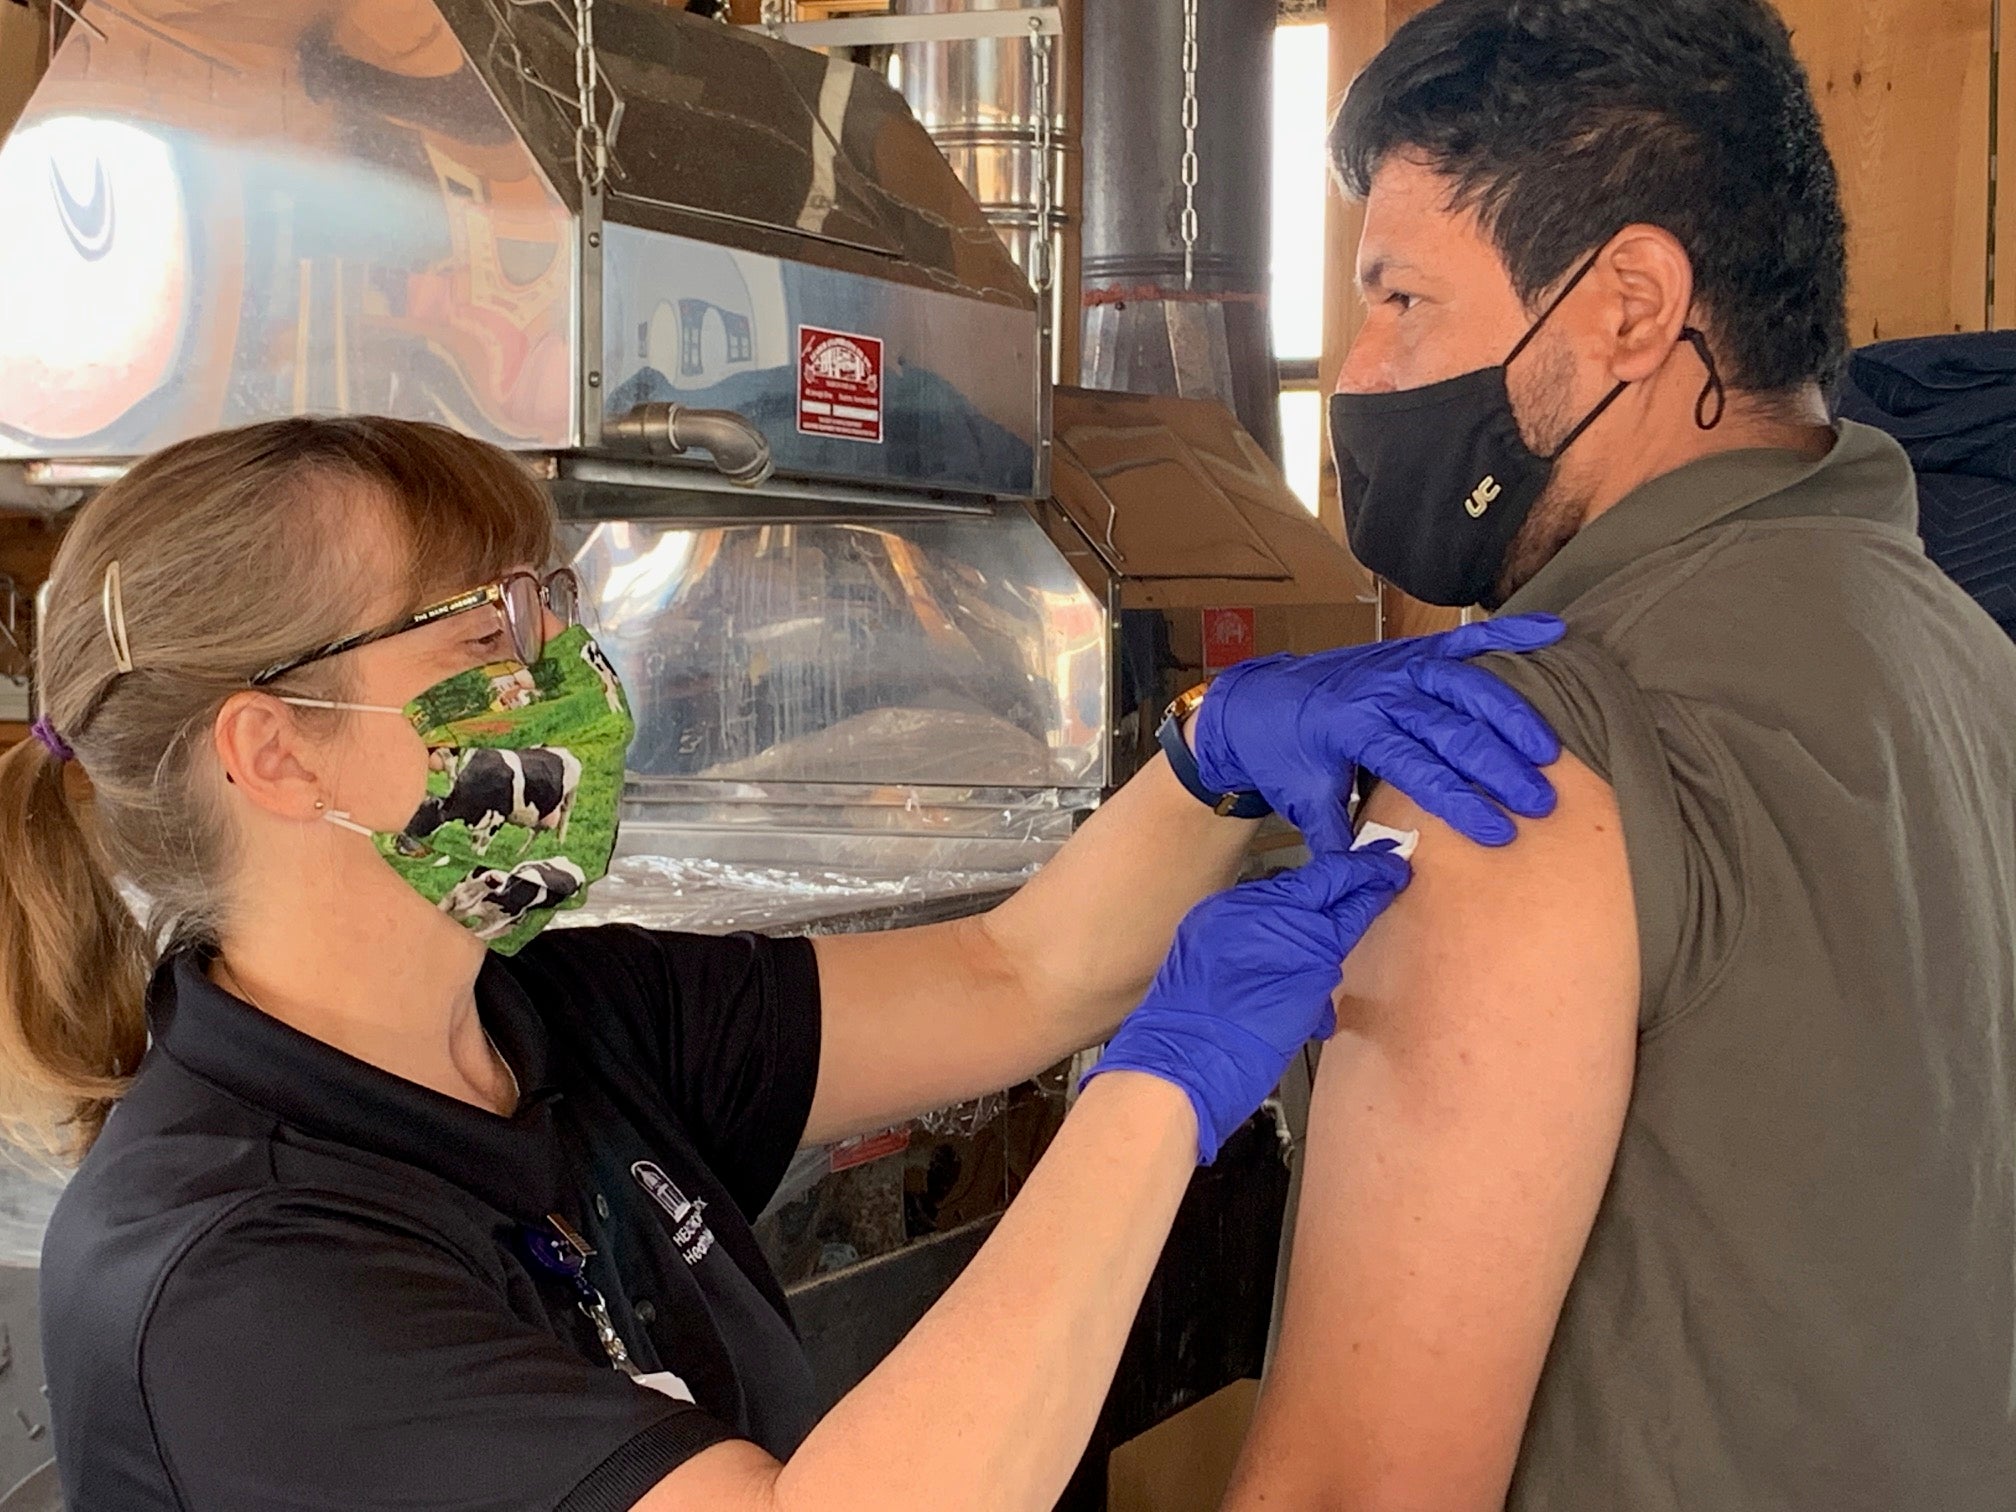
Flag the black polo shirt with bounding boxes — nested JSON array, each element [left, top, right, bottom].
[[39, 924, 826, 1512]]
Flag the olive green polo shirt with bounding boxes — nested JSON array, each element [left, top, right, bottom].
[[1480, 421, 2016, 1511]]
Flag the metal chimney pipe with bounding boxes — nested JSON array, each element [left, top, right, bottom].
[[1079, 0, 1280, 461], [892, 0, 1073, 375]]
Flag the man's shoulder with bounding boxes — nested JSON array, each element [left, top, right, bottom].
[[1570, 506, 2006, 693]]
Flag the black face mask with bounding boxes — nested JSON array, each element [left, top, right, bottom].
[[1329, 253, 1726, 608]]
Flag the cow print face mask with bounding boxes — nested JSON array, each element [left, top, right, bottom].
[[284, 624, 635, 955]]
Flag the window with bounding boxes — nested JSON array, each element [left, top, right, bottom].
[[1272, 22, 1329, 514], [723, 310, 754, 364], [678, 299, 709, 377]]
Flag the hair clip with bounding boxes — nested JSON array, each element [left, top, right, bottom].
[[101, 561, 135, 675]]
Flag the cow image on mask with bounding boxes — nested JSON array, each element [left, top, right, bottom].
[[399, 747, 582, 857], [439, 857, 589, 941]]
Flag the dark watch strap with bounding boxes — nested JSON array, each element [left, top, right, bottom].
[[1156, 711, 1273, 820]]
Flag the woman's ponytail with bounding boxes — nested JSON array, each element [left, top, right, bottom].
[[0, 735, 148, 1157]]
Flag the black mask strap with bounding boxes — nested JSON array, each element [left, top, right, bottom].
[[1505, 249, 1607, 367], [1506, 247, 1626, 461], [1681, 326, 1727, 430], [1542, 379, 1630, 463]]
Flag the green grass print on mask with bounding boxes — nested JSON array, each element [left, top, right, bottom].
[[378, 624, 635, 955]]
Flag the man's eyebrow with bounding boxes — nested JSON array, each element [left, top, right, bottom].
[[1357, 257, 1420, 294]]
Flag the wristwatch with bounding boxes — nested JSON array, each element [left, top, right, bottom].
[[1156, 683, 1273, 820]]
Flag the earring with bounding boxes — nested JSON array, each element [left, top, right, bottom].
[[313, 799, 327, 811]]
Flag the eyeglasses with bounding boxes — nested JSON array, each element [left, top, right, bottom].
[[251, 569, 581, 687]]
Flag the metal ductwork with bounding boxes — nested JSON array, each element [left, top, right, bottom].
[[891, 0, 1069, 369], [0, 0, 1044, 507], [1080, 0, 1280, 461]]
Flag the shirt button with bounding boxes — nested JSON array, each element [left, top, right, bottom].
[[595, 1193, 610, 1220], [635, 1300, 657, 1325]]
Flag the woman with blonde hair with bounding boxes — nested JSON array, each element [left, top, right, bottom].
[[0, 415, 1562, 1510]]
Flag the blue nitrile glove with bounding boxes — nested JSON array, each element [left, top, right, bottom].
[[1083, 846, 1411, 1164], [1191, 614, 1566, 854]]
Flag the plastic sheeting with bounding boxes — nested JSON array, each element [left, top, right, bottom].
[[0, 1161, 63, 1268], [556, 852, 1036, 937]]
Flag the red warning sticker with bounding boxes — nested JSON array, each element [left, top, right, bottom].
[[1203, 607, 1258, 672], [829, 1126, 910, 1172], [797, 325, 884, 443]]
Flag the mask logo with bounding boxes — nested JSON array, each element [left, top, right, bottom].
[[1465, 476, 1502, 519]]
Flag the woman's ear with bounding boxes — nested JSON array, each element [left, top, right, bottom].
[[213, 693, 326, 821]]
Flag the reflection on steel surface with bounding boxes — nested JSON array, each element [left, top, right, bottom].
[[0, 0, 1042, 494], [0, 2, 577, 457], [893, 0, 1070, 327], [455, 0, 1030, 298], [608, 401, 776, 488], [600, 223, 1039, 499], [572, 507, 1109, 794]]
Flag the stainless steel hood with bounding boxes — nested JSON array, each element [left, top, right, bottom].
[[0, 0, 1043, 505]]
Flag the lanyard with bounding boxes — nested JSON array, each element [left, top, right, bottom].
[[519, 1212, 644, 1379]]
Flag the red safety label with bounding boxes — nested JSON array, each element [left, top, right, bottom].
[[1202, 607, 1257, 672], [829, 1126, 910, 1172], [797, 325, 884, 443]]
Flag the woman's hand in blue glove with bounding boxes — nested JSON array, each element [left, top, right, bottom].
[[1083, 845, 1411, 1165], [1191, 614, 1565, 853]]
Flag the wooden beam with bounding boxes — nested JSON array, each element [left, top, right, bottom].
[[1057, 0, 1084, 391]]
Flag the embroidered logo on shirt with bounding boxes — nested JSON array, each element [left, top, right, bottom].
[[632, 1160, 716, 1266]]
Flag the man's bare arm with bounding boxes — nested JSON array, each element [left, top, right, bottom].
[[1225, 754, 1639, 1512]]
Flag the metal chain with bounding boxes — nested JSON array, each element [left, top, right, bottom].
[[573, 0, 609, 193], [580, 1285, 642, 1376], [1179, 0, 1201, 290], [1030, 21, 1056, 297]]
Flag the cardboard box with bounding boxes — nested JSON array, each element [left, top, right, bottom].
[[1106, 1379, 1261, 1512]]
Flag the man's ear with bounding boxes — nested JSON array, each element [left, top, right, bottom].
[[1599, 225, 1695, 385], [213, 693, 328, 822]]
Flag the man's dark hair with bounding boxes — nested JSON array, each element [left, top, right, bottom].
[[1333, 0, 1849, 394]]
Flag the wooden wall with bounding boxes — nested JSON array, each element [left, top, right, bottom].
[[1322, 0, 2002, 639], [1778, 0, 1993, 344], [0, 518, 60, 752], [0, 2, 49, 144]]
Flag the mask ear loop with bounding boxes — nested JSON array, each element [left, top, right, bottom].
[[1505, 247, 1629, 462], [1680, 327, 1727, 430], [1541, 379, 1631, 463], [1503, 249, 1609, 369], [272, 699, 410, 835], [277, 696, 408, 716]]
